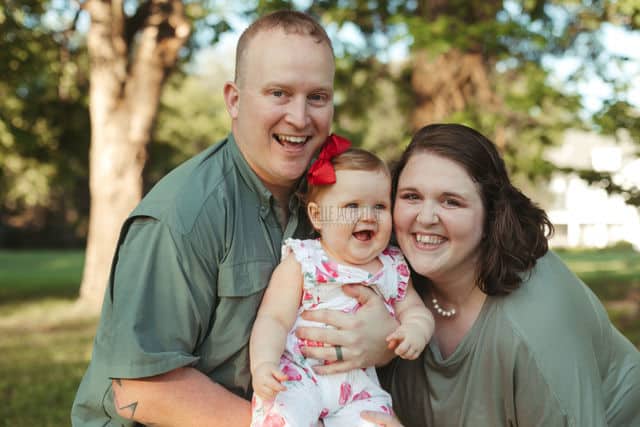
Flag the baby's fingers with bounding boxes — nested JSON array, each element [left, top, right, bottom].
[[386, 328, 405, 343], [272, 368, 288, 383], [395, 340, 421, 360]]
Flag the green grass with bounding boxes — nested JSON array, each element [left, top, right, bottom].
[[0, 250, 85, 303], [0, 247, 638, 426]]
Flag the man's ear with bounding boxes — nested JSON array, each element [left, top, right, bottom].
[[223, 81, 240, 119], [307, 202, 323, 232]]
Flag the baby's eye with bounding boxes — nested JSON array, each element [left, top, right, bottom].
[[374, 203, 387, 210], [400, 193, 419, 201], [345, 203, 359, 209]]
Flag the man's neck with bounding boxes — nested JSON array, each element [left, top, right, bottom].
[[265, 183, 293, 229]]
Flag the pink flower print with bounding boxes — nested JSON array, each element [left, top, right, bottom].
[[321, 260, 339, 278], [352, 390, 371, 401], [319, 408, 329, 419], [302, 290, 313, 301], [396, 262, 410, 277], [384, 246, 401, 256], [338, 382, 352, 406], [380, 404, 393, 415], [263, 413, 286, 427], [315, 267, 328, 283], [301, 338, 324, 348], [281, 364, 302, 382]]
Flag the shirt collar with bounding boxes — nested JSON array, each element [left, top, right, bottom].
[[227, 133, 306, 221], [226, 133, 273, 214]]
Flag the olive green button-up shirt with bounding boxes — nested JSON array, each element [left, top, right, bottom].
[[72, 134, 313, 426]]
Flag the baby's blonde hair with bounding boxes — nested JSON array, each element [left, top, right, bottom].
[[303, 148, 390, 205]]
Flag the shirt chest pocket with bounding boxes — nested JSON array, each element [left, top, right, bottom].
[[203, 260, 276, 363]]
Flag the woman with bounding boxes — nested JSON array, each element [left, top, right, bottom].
[[363, 123, 640, 426]]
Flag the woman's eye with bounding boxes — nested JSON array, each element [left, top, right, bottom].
[[272, 90, 284, 97], [443, 198, 461, 207]]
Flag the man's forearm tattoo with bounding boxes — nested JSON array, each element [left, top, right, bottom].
[[113, 378, 139, 419]]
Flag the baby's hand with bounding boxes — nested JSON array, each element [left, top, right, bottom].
[[252, 362, 288, 400], [385, 324, 428, 360]]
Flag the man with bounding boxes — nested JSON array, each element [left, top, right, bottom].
[[72, 10, 395, 426]]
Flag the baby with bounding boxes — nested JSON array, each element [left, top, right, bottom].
[[250, 135, 434, 426]]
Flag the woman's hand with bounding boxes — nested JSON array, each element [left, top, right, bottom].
[[295, 284, 399, 374], [360, 410, 404, 426]]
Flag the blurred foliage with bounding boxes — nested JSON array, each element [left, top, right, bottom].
[[0, 0, 89, 246], [1, 0, 640, 247], [147, 57, 232, 186]]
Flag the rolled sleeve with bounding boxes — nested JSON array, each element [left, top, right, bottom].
[[105, 217, 215, 379]]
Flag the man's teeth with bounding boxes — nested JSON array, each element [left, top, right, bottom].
[[277, 135, 307, 144], [416, 234, 445, 244]]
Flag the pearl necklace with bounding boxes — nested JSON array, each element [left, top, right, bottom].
[[431, 296, 456, 317]]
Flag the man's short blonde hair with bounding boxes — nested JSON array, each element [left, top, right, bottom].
[[234, 10, 334, 85]]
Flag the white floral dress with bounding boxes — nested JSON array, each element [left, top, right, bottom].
[[251, 238, 410, 427]]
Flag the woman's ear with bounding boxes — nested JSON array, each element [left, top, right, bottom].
[[307, 202, 323, 232]]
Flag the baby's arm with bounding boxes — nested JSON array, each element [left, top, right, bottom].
[[386, 278, 434, 360], [250, 254, 303, 400]]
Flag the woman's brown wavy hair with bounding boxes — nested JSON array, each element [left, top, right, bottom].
[[391, 123, 554, 295]]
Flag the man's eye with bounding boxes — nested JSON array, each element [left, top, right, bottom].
[[272, 90, 284, 97], [443, 198, 461, 207], [309, 93, 327, 102]]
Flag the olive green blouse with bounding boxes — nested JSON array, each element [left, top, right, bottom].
[[379, 251, 640, 427]]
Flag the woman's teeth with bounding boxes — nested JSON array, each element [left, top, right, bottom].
[[416, 234, 445, 245]]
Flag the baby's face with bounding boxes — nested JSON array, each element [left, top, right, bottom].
[[308, 169, 392, 266]]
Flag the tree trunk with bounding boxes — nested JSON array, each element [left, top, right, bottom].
[[410, 0, 504, 145], [78, 0, 189, 312], [411, 48, 496, 130]]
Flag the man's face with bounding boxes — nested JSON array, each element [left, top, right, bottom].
[[224, 29, 335, 190]]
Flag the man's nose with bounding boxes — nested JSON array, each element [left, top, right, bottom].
[[285, 96, 309, 129]]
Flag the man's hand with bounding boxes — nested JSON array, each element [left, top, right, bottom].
[[295, 284, 399, 374]]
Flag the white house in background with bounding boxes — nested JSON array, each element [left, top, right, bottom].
[[544, 129, 640, 250]]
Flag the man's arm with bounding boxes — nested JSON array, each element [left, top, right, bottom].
[[295, 284, 398, 374], [112, 367, 251, 427]]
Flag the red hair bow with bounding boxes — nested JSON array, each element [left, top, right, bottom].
[[307, 134, 352, 185]]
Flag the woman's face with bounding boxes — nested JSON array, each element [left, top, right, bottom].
[[394, 152, 485, 285]]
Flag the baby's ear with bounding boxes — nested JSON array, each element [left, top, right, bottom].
[[307, 202, 323, 232]]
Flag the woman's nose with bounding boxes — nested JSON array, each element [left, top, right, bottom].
[[416, 203, 439, 225]]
